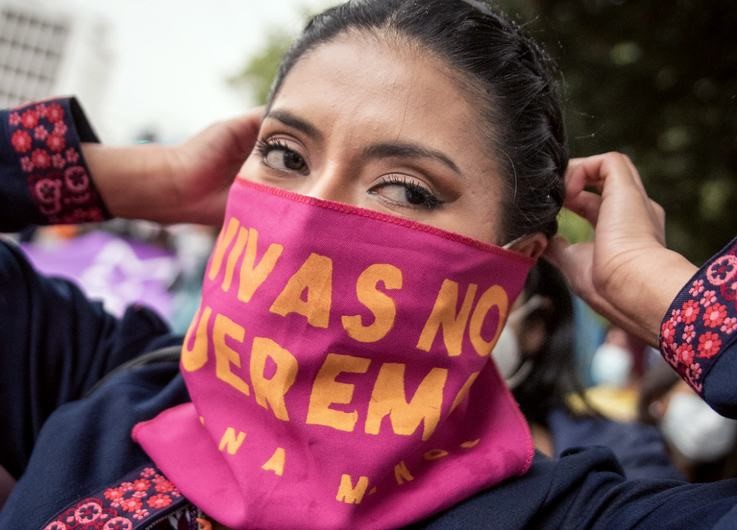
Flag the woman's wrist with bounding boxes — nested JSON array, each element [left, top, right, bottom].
[[609, 248, 698, 344], [82, 143, 184, 224]]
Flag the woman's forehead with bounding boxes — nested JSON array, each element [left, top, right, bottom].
[[270, 36, 493, 173]]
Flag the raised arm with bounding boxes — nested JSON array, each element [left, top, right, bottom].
[[0, 97, 261, 478], [547, 152, 737, 415]]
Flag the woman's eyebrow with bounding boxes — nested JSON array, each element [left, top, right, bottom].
[[265, 109, 323, 141], [363, 142, 462, 176]]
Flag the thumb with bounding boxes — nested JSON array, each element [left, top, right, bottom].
[[545, 235, 596, 294], [543, 234, 571, 270], [221, 106, 265, 155]]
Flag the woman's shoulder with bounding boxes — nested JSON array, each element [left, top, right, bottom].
[[420, 446, 737, 530], [417, 448, 621, 529], [0, 356, 188, 528]]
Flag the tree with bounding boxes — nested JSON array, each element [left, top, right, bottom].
[[500, 0, 737, 262]]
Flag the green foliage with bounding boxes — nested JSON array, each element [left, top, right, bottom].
[[499, 0, 737, 262], [229, 30, 293, 105], [229, 4, 336, 105], [558, 209, 594, 244]]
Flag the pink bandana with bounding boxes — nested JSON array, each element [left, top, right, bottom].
[[133, 179, 534, 529]]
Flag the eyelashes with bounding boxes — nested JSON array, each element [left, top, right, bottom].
[[254, 137, 444, 210], [256, 138, 308, 174], [372, 174, 443, 210]]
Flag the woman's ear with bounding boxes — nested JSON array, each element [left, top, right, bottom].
[[507, 233, 548, 260]]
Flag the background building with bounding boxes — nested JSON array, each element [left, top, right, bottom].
[[0, 0, 112, 119]]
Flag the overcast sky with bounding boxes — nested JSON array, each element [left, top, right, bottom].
[[64, 0, 327, 144]]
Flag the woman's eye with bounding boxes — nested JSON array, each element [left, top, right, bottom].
[[256, 139, 308, 174], [370, 175, 443, 210]]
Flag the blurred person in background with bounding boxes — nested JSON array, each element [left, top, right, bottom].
[[497, 260, 682, 480], [639, 359, 737, 482], [583, 325, 641, 422]]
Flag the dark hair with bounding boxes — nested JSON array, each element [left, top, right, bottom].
[[268, 0, 568, 241], [511, 259, 593, 425]]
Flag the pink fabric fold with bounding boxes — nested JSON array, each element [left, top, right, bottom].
[[134, 178, 534, 529]]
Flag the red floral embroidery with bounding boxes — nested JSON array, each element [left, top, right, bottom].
[[46, 102, 64, 123], [8, 111, 21, 126], [660, 238, 737, 393], [66, 147, 80, 163], [132, 478, 150, 491], [47, 133, 66, 152], [52, 153, 66, 169], [118, 497, 142, 513], [722, 317, 737, 335], [689, 279, 705, 296], [20, 156, 34, 173], [65, 166, 90, 192], [661, 319, 678, 344], [32, 148, 51, 169], [686, 363, 703, 392], [147, 494, 173, 509], [723, 281, 737, 304], [676, 343, 695, 365], [697, 332, 722, 358], [54, 120, 69, 136], [681, 324, 696, 343], [7, 99, 109, 224], [681, 300, 701, 323], [11, 129, 32, 152], [34, 125, 49, 140], [21, 108, 40, 128], [701, 290, 718, 307], [104, 517, 134, 530], [703, 303, 728, 328], [707, 255, 737, 286], [43, 466, 183, 530]]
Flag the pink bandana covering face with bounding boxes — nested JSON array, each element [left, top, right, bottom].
[[133, 179, 534, 529]]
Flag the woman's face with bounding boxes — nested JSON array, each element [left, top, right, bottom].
[[239, 35, 512, 246]]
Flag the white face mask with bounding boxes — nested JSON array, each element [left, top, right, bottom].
[[491, 295, 545, 388], [661, 393, 737, 463], [590, 343, 632, 387]]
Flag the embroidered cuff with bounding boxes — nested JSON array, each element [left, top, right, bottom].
[[42, 465, 186, 529], [5, 98, 110, 226], [659, 237, 737, 393]]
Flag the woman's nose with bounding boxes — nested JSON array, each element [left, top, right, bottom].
[[302, 168, 355, 205]]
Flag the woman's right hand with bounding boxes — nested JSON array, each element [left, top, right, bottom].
[[545, 152, 697, 346], [84, 107, 263, 226]]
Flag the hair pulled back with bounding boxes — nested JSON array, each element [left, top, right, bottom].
[[270, 0, 567, 241]]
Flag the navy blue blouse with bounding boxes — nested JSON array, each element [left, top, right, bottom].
[[2, 99, 737, 529]]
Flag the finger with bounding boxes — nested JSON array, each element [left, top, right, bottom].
[[223, 107, 265, 154], [568, 153, 640, 199], [563, 158, 592, 201], [563, 190, 602, 226], [619, 153, 656, 200], [544, 235, 588, 280]]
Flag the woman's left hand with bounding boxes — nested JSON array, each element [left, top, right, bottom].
[[545, 152, 697, 346]]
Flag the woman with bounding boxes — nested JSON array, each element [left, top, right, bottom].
[[0, 1, 732, 528]]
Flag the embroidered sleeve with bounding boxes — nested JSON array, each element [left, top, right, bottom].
[[1, 98, 110, 231], [42, 466, 191, 530], [659, 236, 737, 394]]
